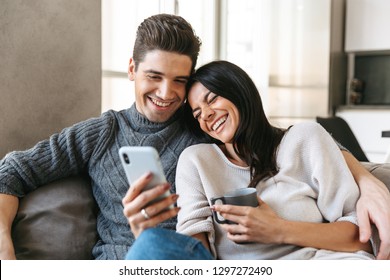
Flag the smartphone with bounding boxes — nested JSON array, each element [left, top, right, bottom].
[[118, 146, 172, 208]]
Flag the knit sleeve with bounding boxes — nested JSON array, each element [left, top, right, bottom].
[[0, 112, 115, 197], [175, 145, 216, 254], [294, 123, 385, 255], [296, 122, 359, 225]]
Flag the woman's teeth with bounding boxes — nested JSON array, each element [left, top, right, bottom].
[[212, 116, 227, 131]]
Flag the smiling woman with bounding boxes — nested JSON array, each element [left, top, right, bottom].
[[175, 60, 377, 260]]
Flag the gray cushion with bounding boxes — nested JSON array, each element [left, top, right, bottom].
[[11, 175, 98, 260], [362, 162, 390, 192]]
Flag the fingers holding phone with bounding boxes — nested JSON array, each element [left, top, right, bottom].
[[122, 175, 179, 238], [119, 147, 180, 238]]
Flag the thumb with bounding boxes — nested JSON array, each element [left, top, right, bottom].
[[257, 196, 266, 206], [357, 207, 372, 243]]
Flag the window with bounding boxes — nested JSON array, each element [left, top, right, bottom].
[[102, 0, 332, 129], [102, 0, 160, 112], [101, 0, 217, 112]]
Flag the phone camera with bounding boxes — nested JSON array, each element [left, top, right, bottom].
[[123, 153, 130, 164]]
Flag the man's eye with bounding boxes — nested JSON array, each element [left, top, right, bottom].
[[175, 79, 188, 84], [148, 75, 161, 80]]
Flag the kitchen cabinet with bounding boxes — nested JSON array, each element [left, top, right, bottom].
[[345, 0, 390, 52], [344, 0, 390, 106]]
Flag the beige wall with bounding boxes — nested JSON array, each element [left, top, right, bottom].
[[0, 0, 101, 158]]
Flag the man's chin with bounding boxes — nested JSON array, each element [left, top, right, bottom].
[[144, 110, 175, 123]]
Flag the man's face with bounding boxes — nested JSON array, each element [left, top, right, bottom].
[[128, 50, 193, 123]]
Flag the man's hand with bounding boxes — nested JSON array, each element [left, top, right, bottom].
[[0, 232, 16, 260], [356, 176, 390, 260], [341, 151, 390, 259], [0, 193, 19, 260], [122, 172, 180, 238]]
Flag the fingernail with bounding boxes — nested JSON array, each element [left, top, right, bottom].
[[172, 194, 179, 201]]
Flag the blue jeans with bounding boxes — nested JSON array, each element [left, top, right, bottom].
[[125, 228, 214, 260]]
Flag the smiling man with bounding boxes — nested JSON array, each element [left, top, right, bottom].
[[0, 14, 204, 260]]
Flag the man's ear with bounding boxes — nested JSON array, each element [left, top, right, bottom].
[[128, 57, 136, 81]]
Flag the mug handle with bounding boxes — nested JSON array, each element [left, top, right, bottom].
[[210, 197, 229, 224]]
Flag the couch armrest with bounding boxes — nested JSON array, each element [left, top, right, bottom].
[[11, 175, 98, 260]]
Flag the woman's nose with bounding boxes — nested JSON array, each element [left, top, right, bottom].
[[201, 106, 214, 121]]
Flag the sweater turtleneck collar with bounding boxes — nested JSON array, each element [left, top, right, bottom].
[[127, 103, 183, 134]]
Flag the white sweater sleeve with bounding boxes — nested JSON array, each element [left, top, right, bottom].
[[294, 122, 359, 224], [296, 123, 382, 255], [175, 145, 216, 253]]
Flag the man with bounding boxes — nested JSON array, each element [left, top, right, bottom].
[[0, 14, 202, 260], [1, 14, 389, 260]]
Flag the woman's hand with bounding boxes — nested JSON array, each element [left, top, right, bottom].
[[122, 172, 180, 238], [212, 197, 285, 244], [213, 196, 372, 253]]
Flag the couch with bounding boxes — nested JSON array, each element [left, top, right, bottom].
[[11, 162, 390, 260]]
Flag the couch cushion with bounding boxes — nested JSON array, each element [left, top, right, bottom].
[[11, 175, 98, 260], [362, 162, 390, 192]]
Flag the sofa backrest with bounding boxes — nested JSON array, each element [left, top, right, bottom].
[[12, 175, 98, 260]]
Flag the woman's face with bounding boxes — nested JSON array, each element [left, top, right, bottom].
[[188, 82, 240, 144]]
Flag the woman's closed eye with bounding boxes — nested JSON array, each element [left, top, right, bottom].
[[207, 94, 218, 104], [191, 92, 219, 120], [193, 110, 201, 120]]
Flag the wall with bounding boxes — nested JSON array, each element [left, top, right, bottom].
[[0, 0, 101, 158]]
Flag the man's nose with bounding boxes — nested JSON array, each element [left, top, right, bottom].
[[157, 80, 174, 99]]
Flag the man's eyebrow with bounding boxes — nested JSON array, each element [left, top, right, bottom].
[[143, 69, 190, 80], [144, 69, 163, 75]]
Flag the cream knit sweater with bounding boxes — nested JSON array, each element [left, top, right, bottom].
[[176, 122, 376, 259]]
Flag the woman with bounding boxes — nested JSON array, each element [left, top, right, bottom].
[[175, 60, 376, 259]]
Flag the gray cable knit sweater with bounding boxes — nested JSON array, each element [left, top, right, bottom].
[[0, 104, 203, 259]]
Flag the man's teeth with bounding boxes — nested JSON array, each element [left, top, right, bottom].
[[212, 116, 227, 131], [151, 98, 171, 107]]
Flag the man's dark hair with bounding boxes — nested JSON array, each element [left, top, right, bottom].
[[133, 14, 202, 72]]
